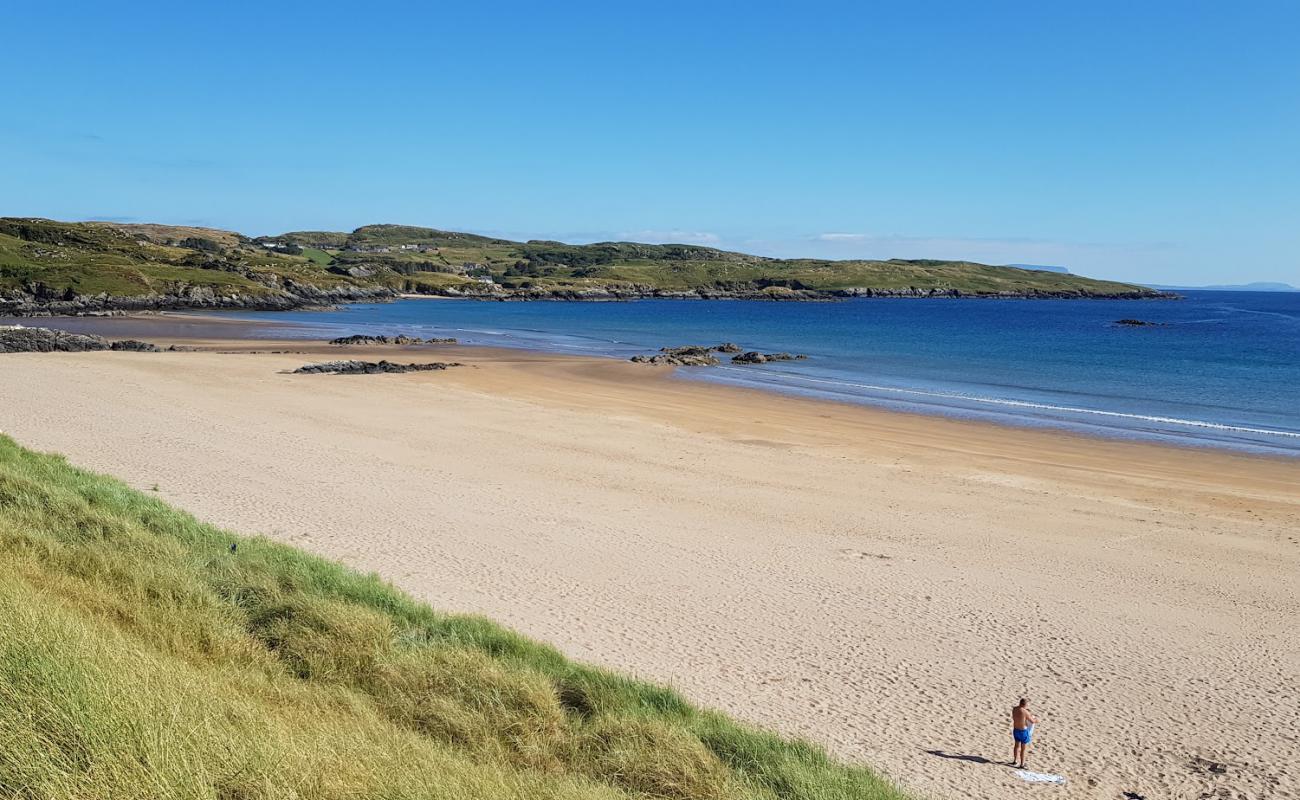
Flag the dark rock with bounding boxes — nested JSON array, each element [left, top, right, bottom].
[[1114, 318, 1165, 326], [0, 326, 165, 354], [1190, 757, 1229, 775], [630, 344, 723, 366], [329, 333, 459, 346], [659, 345, 716, 358], [0, 326, 109, 352], [292, 360, 462, 375], [632, 341, 792, 366], [671, 354, 719, 366], [425, 337, 458, 344], [659, 343, 743, 356], [630, 353, 719, 367], [109, 339, 162, 352], [731, 351, 808, 364]]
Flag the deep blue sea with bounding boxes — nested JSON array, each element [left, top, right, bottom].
[[232, 291, 1300, 456]]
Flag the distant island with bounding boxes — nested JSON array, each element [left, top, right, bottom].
[[1145, 281, 1298, 292], [0, 218, 1167, 315]]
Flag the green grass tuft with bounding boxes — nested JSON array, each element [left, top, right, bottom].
[[0, 435, 908, 799]]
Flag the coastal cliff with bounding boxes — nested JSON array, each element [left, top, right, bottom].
[[0, 217, 1169, 315]]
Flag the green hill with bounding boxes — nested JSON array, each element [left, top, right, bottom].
[[0, 218, 389, 312], [0, 217, 1165, 314], [0, 435, 907, 799]]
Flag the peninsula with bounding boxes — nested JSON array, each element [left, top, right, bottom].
[[0, 218, 1165, 315]]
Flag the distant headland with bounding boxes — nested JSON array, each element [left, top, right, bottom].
[[1144, 281, 1298, 292], [1, 217, 1169, 315]]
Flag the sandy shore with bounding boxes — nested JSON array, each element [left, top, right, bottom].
[[2, 337, 1297, 800]]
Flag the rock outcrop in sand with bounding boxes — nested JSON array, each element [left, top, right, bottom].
[[329, 334, 459, 346], [629, 343, 753, 367], [630, 347, 719, 366], [292, 360, 461, 375], [0, 326, 162, 353]]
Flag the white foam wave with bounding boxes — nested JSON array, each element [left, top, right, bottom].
[[713, 368, 1300, 440]]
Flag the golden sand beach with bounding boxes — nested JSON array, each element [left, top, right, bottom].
[[2, 336, 1296, 800]]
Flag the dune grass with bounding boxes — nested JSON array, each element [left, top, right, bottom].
[[0, 435, 908, 800]]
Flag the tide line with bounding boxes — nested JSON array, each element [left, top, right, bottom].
[[711, 368, 1300, 440]]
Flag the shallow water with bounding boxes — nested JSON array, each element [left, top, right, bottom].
[[231, 291, 1300, 456]]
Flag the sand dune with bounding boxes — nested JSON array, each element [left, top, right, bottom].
[[2, 341, 1297, 800]]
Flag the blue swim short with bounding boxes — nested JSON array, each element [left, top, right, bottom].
[[1013, 728, 1032, 744]]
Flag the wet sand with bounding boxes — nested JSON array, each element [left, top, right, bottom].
[[1, 323, 1297, 800]]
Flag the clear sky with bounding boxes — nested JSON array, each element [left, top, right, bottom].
[[3, 1, 1297, 285]]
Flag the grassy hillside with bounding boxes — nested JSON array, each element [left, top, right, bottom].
[[0, 218, 363, 301], [263, 225, 1156, 297], [516, 256, 1150, 295], [0, 435, 907, 800], [0, 217, 1164, 310]]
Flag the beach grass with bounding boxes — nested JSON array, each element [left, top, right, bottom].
[[0, 434, 908, 800]]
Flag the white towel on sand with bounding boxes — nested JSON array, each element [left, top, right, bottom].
[[1016, 770, 1066, 784]]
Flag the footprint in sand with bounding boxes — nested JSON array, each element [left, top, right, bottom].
[[838, 548, 892, 561]]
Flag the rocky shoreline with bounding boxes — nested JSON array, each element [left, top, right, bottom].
[[0, 283, 1173, 316], [0, 284, 397, 317], [0, 326, 466, 379], [0, 326, 164, 353], [432, 285, 1173, 302]]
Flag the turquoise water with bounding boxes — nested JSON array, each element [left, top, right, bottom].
[[233, 291, 1300, 456]]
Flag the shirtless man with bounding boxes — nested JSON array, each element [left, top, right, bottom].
[[1011, 698, 1039, 768]]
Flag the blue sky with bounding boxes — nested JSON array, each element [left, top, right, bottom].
[[3, 1, 1297, 285]]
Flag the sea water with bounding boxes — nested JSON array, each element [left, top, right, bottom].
[[232, 291, 1300, 456]]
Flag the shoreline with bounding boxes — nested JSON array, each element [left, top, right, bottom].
[[0, 288, 1176, 317], [178, 334, 1300, 470], [6, 310, 1297, 461], [1, 338, 1297, 800]]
